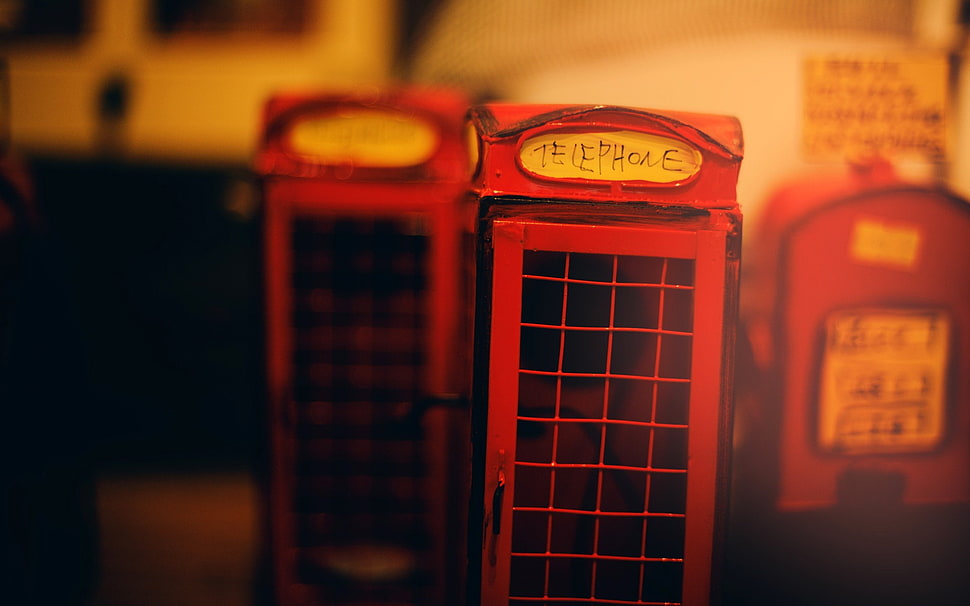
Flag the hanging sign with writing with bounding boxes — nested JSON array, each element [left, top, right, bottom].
[[287, 109, 439, 167], [518, 130, 702, 184], [802, 53, 948, 162]]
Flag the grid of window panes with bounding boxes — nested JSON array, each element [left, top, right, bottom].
[[510, 251, 695, 605], [289, 216, 433, 604]]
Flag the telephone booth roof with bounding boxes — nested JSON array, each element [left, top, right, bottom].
[[469, 103, 743, 208], [255, 87, 470, 183]]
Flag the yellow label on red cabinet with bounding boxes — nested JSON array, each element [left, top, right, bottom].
[[519, 130, 702, 183], [850, 218, 921, 270], [288, 110, 438, 167]]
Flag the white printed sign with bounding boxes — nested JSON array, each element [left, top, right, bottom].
[[818, 309, 949, 454]]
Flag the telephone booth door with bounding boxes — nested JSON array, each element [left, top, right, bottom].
[[468, 104, 743, 606], [257, 89, 470, 606]]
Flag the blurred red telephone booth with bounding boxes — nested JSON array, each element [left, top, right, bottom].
[[734, 160, 970, 606], [256, 88, 471, 606], [467, 104, 743, 606]]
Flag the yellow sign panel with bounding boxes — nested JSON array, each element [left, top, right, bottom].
[[519, 130, 702, 183], [849, 218, 921, 270], [803, 54, 948, 161], [466, 122, 481, 176], [818, 309, 949, 454], [288, 110, 438, 167]]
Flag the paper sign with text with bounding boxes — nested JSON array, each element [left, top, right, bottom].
[[519, 130, 702, 184], [802, 54, 948, 162]]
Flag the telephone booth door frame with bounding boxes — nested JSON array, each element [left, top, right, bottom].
[[478, 214, 736, 606]]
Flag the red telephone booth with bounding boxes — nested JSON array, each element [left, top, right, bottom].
[[468, 104, 743, 606], [736, 161, 970, 605], [257, 88, 471, 606]]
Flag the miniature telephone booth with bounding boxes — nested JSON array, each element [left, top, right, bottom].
[[468, 104, 743, 606], [737, 161, 970, 605], [257, 89, 470, 606]]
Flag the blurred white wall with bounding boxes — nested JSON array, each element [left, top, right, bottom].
[[410, 0, 969, 239], [2, 0, 967, 219]]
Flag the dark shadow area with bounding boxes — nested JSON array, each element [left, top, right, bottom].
[[2, 156, 267, 606], [25, 156, 265, 472]]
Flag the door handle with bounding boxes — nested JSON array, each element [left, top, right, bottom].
[[487, 463, 507, 571], [492, 467, 506, 535]]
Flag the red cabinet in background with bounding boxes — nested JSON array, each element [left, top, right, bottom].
[[735, 161, 970, 606]]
